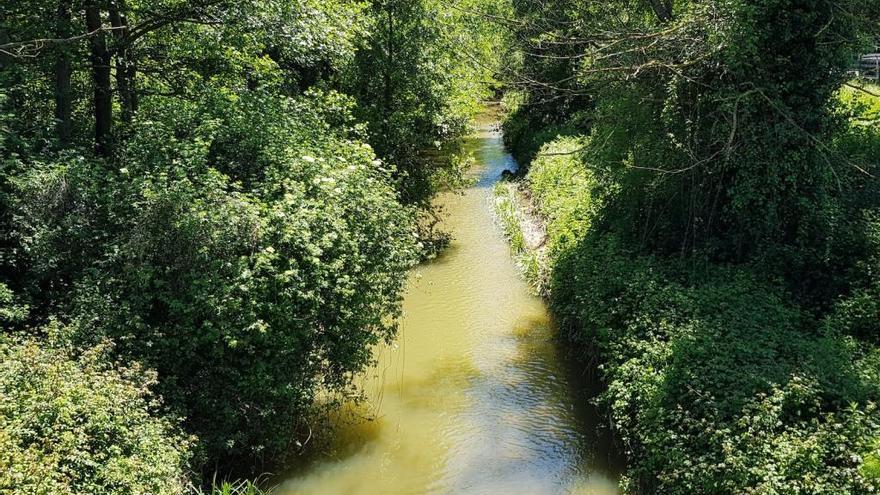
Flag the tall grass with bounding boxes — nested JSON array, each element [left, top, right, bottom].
[[190, 476, 271, 495]]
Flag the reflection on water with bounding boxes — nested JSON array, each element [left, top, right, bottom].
[[279, 115, 620, 495]]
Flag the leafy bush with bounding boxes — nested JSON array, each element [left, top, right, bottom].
[[493, 135, 596, 292], [838, 84, 880, 126], [0, 283, 27, 325], [500, 127, 880, 492], [0, 337, 192, 495], [501, 106, 581, 166], [827, 274, 880, 344], [526, 136, 597, 261], [11, 90, 420, 469], [549, 235, 880, 493]]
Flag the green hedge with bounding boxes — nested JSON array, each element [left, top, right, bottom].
[[551, 235, 880, 493]]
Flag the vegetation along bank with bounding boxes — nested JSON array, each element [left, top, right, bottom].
[[2, 0, 880, 493], [495, 0, 880, 492], [0, 0, 505, 492]]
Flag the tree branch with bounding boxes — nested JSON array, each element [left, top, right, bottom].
[[0, 27, 124, 59]]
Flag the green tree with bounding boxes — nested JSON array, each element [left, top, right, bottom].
[[11, 89, 419, 470], [347, 0, 503, 205]]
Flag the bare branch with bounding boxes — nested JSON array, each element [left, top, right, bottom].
[[0, 27, 124, 59], [845, 82, 880, 98]]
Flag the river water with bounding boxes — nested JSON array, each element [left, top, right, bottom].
[[279, 117, 619, 494]]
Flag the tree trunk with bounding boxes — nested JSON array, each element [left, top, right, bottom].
[[86, 5, 112, 156], [109, 2, 136, 123], [382, 1, 395, 138], [647, 0, 673, 22], [55, 0, 73, 144]]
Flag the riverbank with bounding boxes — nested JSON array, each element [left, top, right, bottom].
[[492, 180, 547, 294], [493, 95, 880, 492]]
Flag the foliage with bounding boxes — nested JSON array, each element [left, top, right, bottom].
[[501, 109, 579, 167], [838, 84, 880, 126], [0, 336, 192, 495], [499, 0, 593, 139], [0, 283, 27, 325], [502, 68, 880, 489], [347, 0, 507, 205], [0, 0, 507, 485], [493, 135, 595, 292], [525, 136, 597, 261], [549, 234, 880, 493], [504, 0, 880, 299], [10, 90, 420, 469]]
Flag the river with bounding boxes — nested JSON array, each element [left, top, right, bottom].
[[279, 114, 620, 494]]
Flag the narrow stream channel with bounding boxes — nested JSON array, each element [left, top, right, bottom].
[[280, 115, 620, 494]]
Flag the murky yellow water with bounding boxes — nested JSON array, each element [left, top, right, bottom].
[[279, 118, 619, 495]]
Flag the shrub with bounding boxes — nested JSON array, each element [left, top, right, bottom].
[[501, 106, 580, 166], [0, 283, 27, 325], [493, 135, 596, 293], [0, 336, 192, 495], [526, 136, 597, 262], [11, 90, 420, 469], [550, 235, 880, 493], [501, 129, 880, 492]]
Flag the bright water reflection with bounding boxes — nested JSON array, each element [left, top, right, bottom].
[[280, 116, 620, 495]]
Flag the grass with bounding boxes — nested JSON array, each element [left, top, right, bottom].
[[492, 180, 546, 293], [190, 477, 271, 495], [839, 81, 880, 124]]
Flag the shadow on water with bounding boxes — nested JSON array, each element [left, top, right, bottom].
[[551, 324, 626, 479]]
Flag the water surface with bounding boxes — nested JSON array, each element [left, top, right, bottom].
[[280, 117, 619, 495]]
